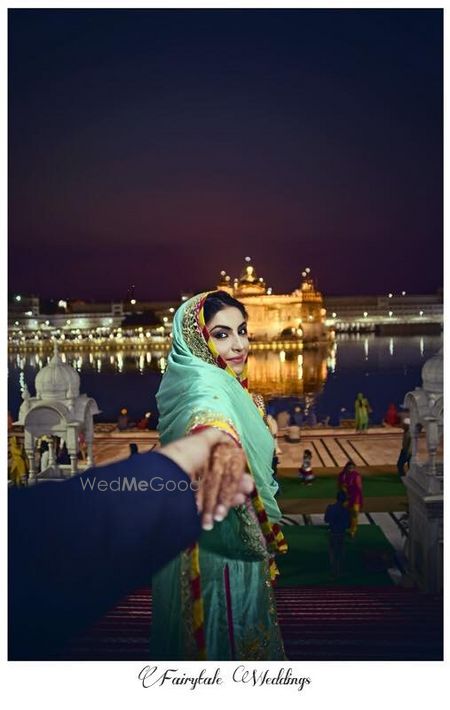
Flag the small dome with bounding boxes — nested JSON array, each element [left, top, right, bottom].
[[236, 258, 266, 294], [35, 343, 80, 401], [421, 348, 443, 395]]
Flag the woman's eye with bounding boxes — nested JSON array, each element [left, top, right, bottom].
[[213, 332, 228, 339], [239, 328, 248, 336]]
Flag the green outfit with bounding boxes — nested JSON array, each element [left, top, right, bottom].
[[355, 393, 370, 431], [151, 292, 286, 660]]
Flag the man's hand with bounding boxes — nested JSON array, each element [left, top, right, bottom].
[[158, 429, 253, 530]]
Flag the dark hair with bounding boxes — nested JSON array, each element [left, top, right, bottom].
[[129, 443, 139, 455], [304, 449, 312, 456], [203, 290, 248, 325], [337, 491, 347, 503]]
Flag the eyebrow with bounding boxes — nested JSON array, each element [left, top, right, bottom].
[[210, 321, 247, 332]]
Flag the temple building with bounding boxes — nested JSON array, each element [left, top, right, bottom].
[[216, 258, 329, 344]]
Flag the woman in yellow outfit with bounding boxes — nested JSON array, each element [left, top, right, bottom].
[[9, 436, 28, 486]]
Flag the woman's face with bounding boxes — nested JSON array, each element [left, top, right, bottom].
[[206, 306, 249, 375]]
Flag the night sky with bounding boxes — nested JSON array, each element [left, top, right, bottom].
[[9, 9, 443, 300]]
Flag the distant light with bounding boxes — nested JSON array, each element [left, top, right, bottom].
[[169, 307, 175, 313], [58, 299, 67, 309], [388, 293, 393, 298], [163, 317, 168, 323], [181, 295, 188, 301], [25, 311, 32, 316], [363, 312, 368, 317], [130, 299, 136, 305], [245, 256, 251, 262], [45, 320, 50, 326], [220, 270, 226, 276], [145, 412, 151, 418], [259, 277, 263, 282], [66, 319, 71, 325], [305, 267, 311, 274], [401, 291, 406, 296], [267, 287, 272, 295], [389, 311, 393, 317], [302, 271, 307, 278], [419, 310, 424, 316], [332, 312, 337, 318], [15, 295, 22, 302]]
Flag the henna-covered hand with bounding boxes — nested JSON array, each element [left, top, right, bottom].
[[158, 429, 253, 530]]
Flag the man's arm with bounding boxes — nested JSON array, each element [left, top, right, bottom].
[[8, 450, 201, 659], [9, 430, 253, 660]]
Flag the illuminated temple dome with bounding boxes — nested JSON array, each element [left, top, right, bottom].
[[215, 259, 329, 344], [235, 257, 266, 296], [217, 270, 233, 295]]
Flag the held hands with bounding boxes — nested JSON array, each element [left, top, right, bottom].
[[158, 428, 253, 530]]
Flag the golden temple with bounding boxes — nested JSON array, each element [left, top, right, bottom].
[[216, 257, 330, 344]]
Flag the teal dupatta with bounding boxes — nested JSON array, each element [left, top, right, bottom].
[[151, 292, 286, 660]]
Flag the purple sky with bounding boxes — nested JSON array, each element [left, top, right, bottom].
[[9, 9, 442, 300]]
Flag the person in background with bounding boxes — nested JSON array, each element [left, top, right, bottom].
[[299, 449, 315, 485], [137, 412, 151, 430], [117, 408, 129, 431], [56, 442, 71, 466], [384, 403, 400, 427], [338, 461, 363, 537], [291, 405, 304, 427], [8, 436, 28, 486], [39, 440, 50, 472], [355, 393, 371, 432], [397, 420, 412, 476], [78, 431, 88, 461], [306, 409, 317, 427], [325, 491, 351, 578]]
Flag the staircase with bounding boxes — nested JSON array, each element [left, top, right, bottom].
[[64, 585, 442, 661]]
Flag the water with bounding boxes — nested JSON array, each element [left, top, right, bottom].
[[8, 334, 442, 427]]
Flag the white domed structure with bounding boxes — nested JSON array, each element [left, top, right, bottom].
[[18, 342, 100, 481], [421, 348, 443, 395], [35, 344, 81, 400], [402, 346, 443, 594]]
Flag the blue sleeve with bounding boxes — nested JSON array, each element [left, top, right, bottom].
[[9, 451, 201, 659]]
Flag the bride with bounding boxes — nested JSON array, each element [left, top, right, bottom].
[[151, 290, 287, 660]]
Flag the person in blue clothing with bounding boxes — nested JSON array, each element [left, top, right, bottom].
[[324, 491, 351, 578], [9, 429, 252, 660]]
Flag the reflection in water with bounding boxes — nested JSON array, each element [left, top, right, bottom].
[[8, 334, 443, 425], [247, 347, 329, 398], [8, 345, 331, 399], [364, 338, 369, 360]]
